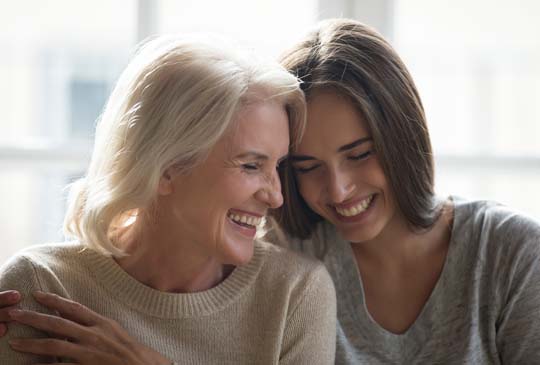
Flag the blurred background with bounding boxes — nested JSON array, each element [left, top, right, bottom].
[[1, 0, 539, 264]]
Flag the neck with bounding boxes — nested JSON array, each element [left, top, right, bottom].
[[114, 219, 231, 293], [351, 211, 417, 266], [350, 202, 453, 269]]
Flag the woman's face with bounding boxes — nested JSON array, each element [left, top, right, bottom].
[[159, 101, 289, 265], [290, 90, 397, 243]]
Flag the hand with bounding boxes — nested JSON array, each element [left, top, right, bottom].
[[0, 290, 21, 337], [8, 291, 172, 365]]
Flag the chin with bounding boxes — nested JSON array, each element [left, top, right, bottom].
[[335, 222, 383, 244], [339, 230, 373, 244], [221, 241, 255, 266], [327, 200, 392, 245]]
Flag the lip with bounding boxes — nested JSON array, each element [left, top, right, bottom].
[[333, 194, 375, 210], [228, 208, 264, 218], [332, 194, 377, 224], [228, 216, 258, 238]]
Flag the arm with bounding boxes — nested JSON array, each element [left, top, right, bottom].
[[279, 263, 337, 365], [496, 223, 540, 363]]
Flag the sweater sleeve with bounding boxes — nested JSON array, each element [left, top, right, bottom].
[[0, 254, 57, 364], [279, 263, 337, 365], [495, 218, 540, 363]]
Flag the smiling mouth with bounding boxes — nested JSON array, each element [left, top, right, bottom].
[[334, 194, 375, 217], [227, 211, 263, 229]]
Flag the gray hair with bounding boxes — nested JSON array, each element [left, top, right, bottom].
[[64, 34, 306, 256]]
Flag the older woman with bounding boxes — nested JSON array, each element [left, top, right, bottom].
[[0, 35, 336, 364]]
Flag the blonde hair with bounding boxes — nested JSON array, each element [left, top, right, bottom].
[[64, 34, 306, 256]]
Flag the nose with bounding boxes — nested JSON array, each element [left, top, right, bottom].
[[256, 169, 284, 209], [327, 166, 355, 203]]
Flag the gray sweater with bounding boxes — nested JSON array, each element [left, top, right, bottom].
[[281, 197, 540, 364]]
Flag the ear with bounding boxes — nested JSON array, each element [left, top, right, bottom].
[[157, 168, 175, 196]]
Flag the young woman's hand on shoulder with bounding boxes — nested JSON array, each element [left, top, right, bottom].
[[0, 290, 21, 337], [7, 291, 173, 365]]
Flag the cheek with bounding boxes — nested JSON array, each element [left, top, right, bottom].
[[296, 175, 321, 208], [371, 171, 388, 191], [369, 162, 394, 206], [217, 172, 263, 206]]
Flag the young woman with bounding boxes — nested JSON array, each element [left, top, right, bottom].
[[2, 19, 540, 364], [270, 18, 540, 363], [0, 35, 336, 364]]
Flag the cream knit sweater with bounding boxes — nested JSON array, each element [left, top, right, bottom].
[[0, 240, 336, 364]]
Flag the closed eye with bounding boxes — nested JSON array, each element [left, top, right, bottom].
[[349, 150, 373, 161], [293, 164, 321, 174], [242, 163, 260, 171]]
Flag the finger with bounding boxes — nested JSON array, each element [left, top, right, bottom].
[[32, 291, 103, 326], [0, 290, 21, 306], [8, 309, 92, 341], [0, 305, 19, 321], [0, 323, 6, 337], [35, 357, 78, 365], [9, 338, 87, 360]]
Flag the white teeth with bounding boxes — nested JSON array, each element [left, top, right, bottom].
[[228, 212, 262, 227], [335, 195, 374, 217], [361, 198, 370, 209]]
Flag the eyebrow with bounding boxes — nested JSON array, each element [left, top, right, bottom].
[[289, 137, 372, 162], [338, 137, 372, 152], [234, 151, 288, 164]]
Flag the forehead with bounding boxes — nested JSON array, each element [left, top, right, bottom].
[[297, 90, 370, 152], [223, 100, 290, 152]]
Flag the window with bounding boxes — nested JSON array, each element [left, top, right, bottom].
[[393, 0, 540, 219], [0, 0, 136, 263], [1, 0, 537, 265], [155, 0, 318, 59]]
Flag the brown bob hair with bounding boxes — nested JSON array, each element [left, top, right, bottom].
[[272, 18, 441, 240]]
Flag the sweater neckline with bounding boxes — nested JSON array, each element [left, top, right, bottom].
[[327, 195, 461, 340], [81, 240, 266, 319]]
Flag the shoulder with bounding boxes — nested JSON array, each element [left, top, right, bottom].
[[256, 239, 336, 301], [264, 219, 339, 260], [453, 197, 540, 249], [455, 197, 539, 232], [256, 244, 337, 363], [452, 197, 540, 278], [257, 239, 330, 278], [0, 241, 88, 288], [2, 241, 87, 270]]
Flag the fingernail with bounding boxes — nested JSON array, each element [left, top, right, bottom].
[[33, 291, 46, 299], [7, 291, 20, 301], [9, 339, 21, 347], [8, 309, 23, 318]]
